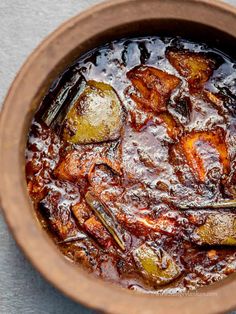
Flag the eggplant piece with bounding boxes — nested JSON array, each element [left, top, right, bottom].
[[85, 191, 125, 251], [127, 66, 180, 113], [39, 191, 80, 240], [192, 213, 236, 246], [166, 49, 217, 90], [62, 80, 125, 144], [133, 243, 181, 286], [40, 73, 87, 130]]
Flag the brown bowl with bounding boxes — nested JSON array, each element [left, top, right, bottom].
[[0, 0, 236, 313]]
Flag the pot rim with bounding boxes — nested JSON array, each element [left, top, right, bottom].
[[1, 1, 236, 313]]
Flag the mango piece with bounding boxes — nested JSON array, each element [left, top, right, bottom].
[[127, 66, 180, 113], [133, 243, 181, 286], [166, 49, 216, 90], [62, 81, 125, 144], [193, 213, 236, 246]]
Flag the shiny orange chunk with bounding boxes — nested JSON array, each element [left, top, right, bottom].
[[54, 148, 122, 183], [158, 112, 182, 139], [54, 151, 84, 182], [166, 50, 216, 90], [127, 66, 180, 113], [116, 212, 178, 237], [204, 90, 224, 108], [27, 179, 47, 202], [84, 216, 113, 249], [180, 128, 230, 182], [72, 199, 92, 226]]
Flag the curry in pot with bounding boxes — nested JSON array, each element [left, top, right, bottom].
[[25, 37, 236, 294]]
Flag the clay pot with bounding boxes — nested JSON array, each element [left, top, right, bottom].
[[0, 1, 236, 313]]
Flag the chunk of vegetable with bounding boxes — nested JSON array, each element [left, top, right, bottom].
[[27, 179, 47, 202], [72, 199, 114, 248], [85, 191, 125, 251], [166, 49, 217, 90], [62, 80, 125, 144], [116, 211, 179, 237], [54, 143, 123, 183], [204, 90, 226, 116], [204, 91, 224, 108], [39, 191, 80, 240], [178, 128, 230, 182], [193, 213, 236, 246], [84, 216, 113, 249], [72, 199, 92, 226], [133, 243, 181, 285], [127, 66, 180, 113], [158, 112, 182, 139], [40, 74, 87, 129], [54, 151, 84, 182]]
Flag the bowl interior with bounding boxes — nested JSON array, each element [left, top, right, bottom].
[[1, 1, 236, 314], [26, 16, 236, 309]]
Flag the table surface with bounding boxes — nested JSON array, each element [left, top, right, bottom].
[[0, 0, 236, 313]]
